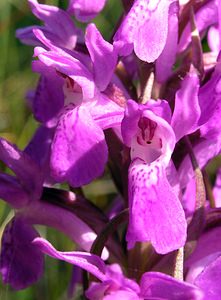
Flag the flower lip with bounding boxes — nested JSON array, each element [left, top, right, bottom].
[[138, 117, 157, 145], [131, 115, 164, 164], [63, 77, 83, 107], [122, 100, 176, 168]]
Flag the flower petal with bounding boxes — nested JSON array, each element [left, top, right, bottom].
[[127, 159, 187, 254], [0, 218, 44, 290], [155, 1, 178, 83], [25, 125, 54, 168], [27, 0, 78, 49], [16, 25, 53, 47], [67, 0, 107, 22], [185, 226, 221, 281], [121, 100, 143, 147], [89, 94, 124, 130], [140, 272, 204, 299], [194, 255, 221, 299], [86, 263, 140, 299], [85, 24, 117, 91], [213, 168, 221, 207], [0, 173, 29, 209], [134, 0, 173, 62], [0, 138, 43, 199], [121, 100, 172, 147], [33, 237, 106, 281], [208, 25, 220, 53], [198, 60, 221, 126], [51, 106, 107, 187], [171, 69, 200, 141], [36, 49, 96, 99], [104, 290, 140, 300], [178, 139, 221, 189], [182, 178, 196, 217], [114, 0, 174, 62], [31, 60, 64, 125]]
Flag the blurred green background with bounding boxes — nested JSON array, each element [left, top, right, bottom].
[[0, 0, 122, 299]]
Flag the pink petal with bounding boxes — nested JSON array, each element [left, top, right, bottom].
[[31, 60, 64, 125], [121, 100, 172, 147], [0, 138, 43, 199], [127, 159, 187, 254], [140, 272, 204, 299], [89, 94, 124, 130], [114, 0, 174, 62], [85, 24, 117, 91], [213, 168, 221, 207], [171, 69, 200, 141], [28, 0, 78, 49], [68, 0, 107, 22], [33, 237, 106, 281], [134, 0, 172, 62], [208, 25, 220, 53], [155, 1, 179, 83], [0, 218, 44, 290], [36, 49, 96, 100], [194, 255, 221, 299], [0, 174, 29, 209], [51, 106, 107, 187]]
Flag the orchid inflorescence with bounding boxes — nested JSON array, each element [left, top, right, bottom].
[[1, 0, 221, 299]]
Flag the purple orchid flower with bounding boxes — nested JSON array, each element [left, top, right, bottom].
[[33, 237, 204, 300], [0, 138, 109, 289], [121, 99, 187, 254], [120, 66, 203, 254], [16, 0, 80, 50], [32, 23, 125, 187], [67, 0, 107, 22]]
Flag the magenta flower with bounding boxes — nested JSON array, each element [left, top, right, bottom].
[[32, 23, 124, 187], [121, 99, 187, 254]]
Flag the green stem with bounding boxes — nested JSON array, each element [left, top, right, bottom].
[[90, 209, 129, 257]]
